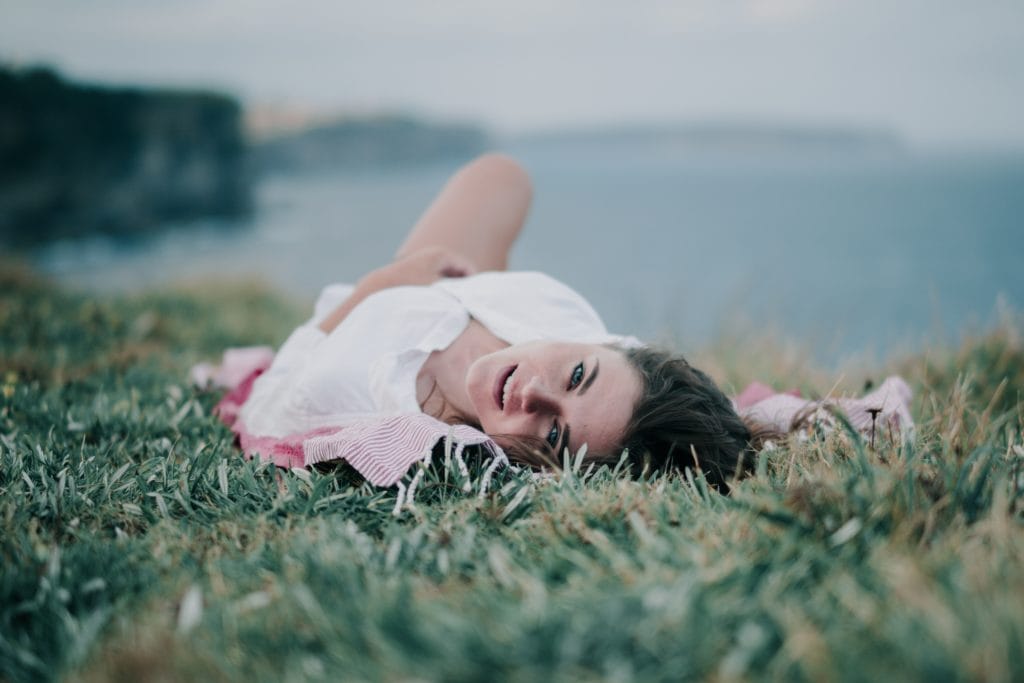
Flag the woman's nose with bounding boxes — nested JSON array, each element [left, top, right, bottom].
[[522, 379, 559, 414]]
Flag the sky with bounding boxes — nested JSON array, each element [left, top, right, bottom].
[[3, 0, 1023, 147]]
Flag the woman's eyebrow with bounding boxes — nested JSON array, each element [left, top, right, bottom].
[[578, 359, 600, 396]]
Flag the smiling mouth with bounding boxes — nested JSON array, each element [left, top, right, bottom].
[[494, 365, 517, 411]]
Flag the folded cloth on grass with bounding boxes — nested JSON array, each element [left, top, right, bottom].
[[734, 377, 914, 444], [193, 347, 914, 492]]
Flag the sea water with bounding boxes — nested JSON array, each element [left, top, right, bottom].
[[32, 138, 1024, 365]]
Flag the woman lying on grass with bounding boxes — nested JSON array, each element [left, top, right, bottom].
[[215, 153, 910, 492]]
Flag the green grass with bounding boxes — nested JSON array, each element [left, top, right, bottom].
[[2, 262, 1022, 682]]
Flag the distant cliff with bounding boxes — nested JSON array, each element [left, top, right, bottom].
[[252, 114, 489, 174], [0, 66, 250, 246]]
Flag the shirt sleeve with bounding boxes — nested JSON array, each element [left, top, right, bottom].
[[240, 282, 467, 437], [433, 271, 643, 346], [238, 282, 348, 438], [238, 324, 325, 437]]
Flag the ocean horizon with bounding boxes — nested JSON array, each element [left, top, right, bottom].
[[31, 135, 1024, 368]]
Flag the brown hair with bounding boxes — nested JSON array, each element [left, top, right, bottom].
[[496, 345, 780, 491]]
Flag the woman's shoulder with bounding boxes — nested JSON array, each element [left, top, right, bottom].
[[433, 270, 614, 343], [436, 270, 600, 317]]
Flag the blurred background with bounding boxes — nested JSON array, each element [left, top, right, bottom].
[[2, 0, 1022, 365]]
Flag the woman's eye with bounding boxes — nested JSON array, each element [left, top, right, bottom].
[[546, 422, 560, 448], [568, 362, 584, 389]]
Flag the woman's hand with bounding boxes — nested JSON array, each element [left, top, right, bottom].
[[318, 247, 475, 334], [362, 246, 477, 291]]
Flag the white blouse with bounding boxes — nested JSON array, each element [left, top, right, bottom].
[[239, 271, 640, 438]]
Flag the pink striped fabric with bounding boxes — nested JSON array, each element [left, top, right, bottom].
[[201, 346, 507, 487], [304, 416, 502, 486], [735, 376, 914, 442]]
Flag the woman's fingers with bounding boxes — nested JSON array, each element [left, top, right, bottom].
[[382, 246, 476, 286], [436, 250, 476, 279]]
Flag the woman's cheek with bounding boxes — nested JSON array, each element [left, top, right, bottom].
[[464, 357, 490, 419]]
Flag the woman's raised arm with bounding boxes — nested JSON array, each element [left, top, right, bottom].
[[317, 154, 532, 333], [396, 153, 532, 272]]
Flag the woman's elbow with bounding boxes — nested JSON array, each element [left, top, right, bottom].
[[462, 152, 533, 202]]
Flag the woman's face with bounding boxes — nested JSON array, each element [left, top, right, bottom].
[[465, 341, 642, 457]]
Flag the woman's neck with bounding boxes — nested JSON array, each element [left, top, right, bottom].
[[417, 319, 508, 423]]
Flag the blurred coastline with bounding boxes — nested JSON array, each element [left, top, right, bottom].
[[0, 65, 491, 247], [0, 65, 249, 246], [4, 66, 1023, 366]]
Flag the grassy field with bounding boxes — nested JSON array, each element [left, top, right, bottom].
[[1, 262, 1022, 682]]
